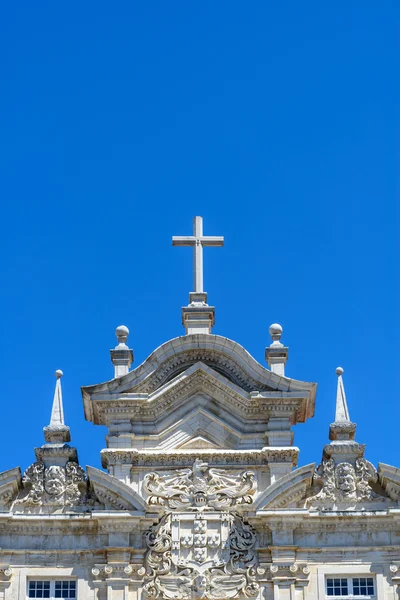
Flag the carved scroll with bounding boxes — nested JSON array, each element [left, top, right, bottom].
[[144, 459, 256, 510]]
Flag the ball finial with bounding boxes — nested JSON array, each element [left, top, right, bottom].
[[116, 325, 129, 344], [55, 369, 63, 378], [269, 323, 283, 342], [336, 366, 344, 376]]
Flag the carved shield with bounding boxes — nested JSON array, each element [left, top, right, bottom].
[[172, 512, 229, 572]]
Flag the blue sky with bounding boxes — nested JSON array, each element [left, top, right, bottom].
[[0, 2, 398, 474]]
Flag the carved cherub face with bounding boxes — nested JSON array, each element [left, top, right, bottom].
[[336, 463, 356, 494], [44, 466, 65, 496], [193, 574, 207, 591]]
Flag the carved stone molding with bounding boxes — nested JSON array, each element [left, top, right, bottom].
[[0, 568, 12, 581], [91, 563, 145, 583], [389, 564, 400, 588], [133, 350, 275, 395], [323, 442, 365, 458], [144, 459, 256, 510], [257, 562, 310, 585], [97, 370, 307, 425], [102, 448, 298, 469]]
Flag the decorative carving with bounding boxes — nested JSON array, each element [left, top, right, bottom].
[[95, 370, 305, 424], [307, 458, 382, 505], [14, 461, 87, 508], [91, 563, 145, 583], [143, 511, 258, 600], [0, 568, 12, 580], [132, 350, 275, 395], [144, 460, 256, 510], [103, 448, 294, 469]]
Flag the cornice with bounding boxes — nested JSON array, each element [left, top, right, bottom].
[[90, 365, 308, 428], [101, 447, 299, 468]]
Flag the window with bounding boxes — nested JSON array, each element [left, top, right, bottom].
[[326, 577, 375, 597], [28, 580, 76, 599]]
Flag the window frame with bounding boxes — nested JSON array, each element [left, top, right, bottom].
[[317, 565, 384, 600], [27, 579, 77, 599], [325, 576, 376, 598]]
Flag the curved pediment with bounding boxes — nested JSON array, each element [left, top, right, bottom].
[[0, 467, 22, 510], [82, 361, 312, 447], [87, 466, 146, 511], [377, 463, 400, 502], [82, 334, 316, 425], [254, 464, 315, 510]]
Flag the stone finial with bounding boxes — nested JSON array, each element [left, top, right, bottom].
[[269, 323, 283, 345], [116, 325, 129, 344], [265, 323, 288, 377], [43, 369, 71, 443], [110, 325, 134, 378], [328, 366, 356, 441]]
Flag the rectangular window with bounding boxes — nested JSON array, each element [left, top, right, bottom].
[[326, 576, 375, 598], [28, 581, 76, 599]]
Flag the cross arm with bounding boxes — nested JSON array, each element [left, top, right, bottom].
[[172, 236, 196, 246], [200, 236, 224, 247]]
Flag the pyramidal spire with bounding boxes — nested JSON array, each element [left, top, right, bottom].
[[329, 367, 356, 441], [43, 370, 71, 443], [334, 366, 350, 422]]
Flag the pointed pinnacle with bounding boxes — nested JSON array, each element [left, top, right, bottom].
[[329, 366, 356, 441], [43, 369, 71, 443], [335, 366, 350, 422]]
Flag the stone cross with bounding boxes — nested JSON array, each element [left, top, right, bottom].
[[172, 216, 224, 293]]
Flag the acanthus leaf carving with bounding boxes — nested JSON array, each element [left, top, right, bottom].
[[144, 459, 256, 510], [14, 460, 88, 510], [307, 458, 385, 506]]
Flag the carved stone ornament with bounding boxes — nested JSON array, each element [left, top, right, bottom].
[[307, 458, 383, 506], [144, 459, 256, 510], [14, 460, 87, 509], [143, 512, 259, 600]]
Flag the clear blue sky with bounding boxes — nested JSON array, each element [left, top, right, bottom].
[[0, 2, 398, 474]]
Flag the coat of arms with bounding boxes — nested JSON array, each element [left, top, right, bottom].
[[143, 460, 259, 600]]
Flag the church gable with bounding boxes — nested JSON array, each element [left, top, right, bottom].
[[2, 216, 398, 600]]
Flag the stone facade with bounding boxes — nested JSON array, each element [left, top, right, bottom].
[[0, 219, 399, 600]]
